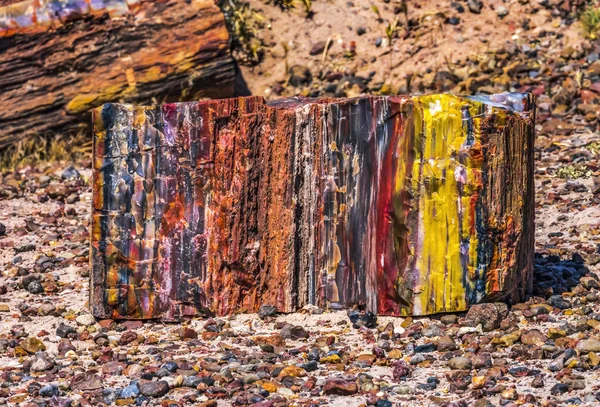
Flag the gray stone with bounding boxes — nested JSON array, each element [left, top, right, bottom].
[[496, 5, 509, 17], [448, 356, 472, 370], [258, 304, 277, 320], [138, 380, 170, 397], [577, 339, 600, 353], [467, 0, 483, 13], [465, 303, 508, 331]]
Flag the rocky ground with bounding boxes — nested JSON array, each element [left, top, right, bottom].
[[0, 0, 600, 406]]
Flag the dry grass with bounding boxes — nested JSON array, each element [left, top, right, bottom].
[[555, 164, 592, 179], [219, 0, 265, 65], [218, 0, 315, 65], [271, 0, 295, 11], [585, 141, 600, 156], [580, 5, 600, 39], [298, 0, 312, 15], [0, 133, 91, 170]]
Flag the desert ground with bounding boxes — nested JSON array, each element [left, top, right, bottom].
[[1, 0, 600, 406]]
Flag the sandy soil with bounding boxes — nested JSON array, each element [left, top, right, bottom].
[[0, 0, 599, 406]]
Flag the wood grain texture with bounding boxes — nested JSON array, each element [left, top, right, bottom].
[[0, 0, 236, 150], [318, 94, 536, 316], [91, 94, 535, 320], [91, 97, 301, 320]]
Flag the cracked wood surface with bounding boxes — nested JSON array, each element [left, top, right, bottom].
[[0, 0, 236, 150], [91, 94, 535, 320]]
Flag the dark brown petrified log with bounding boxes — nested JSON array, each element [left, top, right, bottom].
[[91, 93, 535, 320], [0, 0, 236, 150]]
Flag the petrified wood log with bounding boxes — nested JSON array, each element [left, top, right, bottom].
[[0, 0, 236, 150], [91, 93, 535, 320]]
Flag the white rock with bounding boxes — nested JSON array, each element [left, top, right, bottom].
[[75, 314, 96, 326], [496, 5, 509, 17], [457, 326, 477, 336], [163, 376, 178, 388], [277, 387, 295, 397]]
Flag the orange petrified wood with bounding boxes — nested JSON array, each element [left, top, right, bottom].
[[91, 97, 301, 319], [91, 94, 535, 320], [0, 0, 236, 150]]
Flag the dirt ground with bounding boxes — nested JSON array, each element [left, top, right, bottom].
[[241, 0, 583, 99], [0, 0, 600, 406]]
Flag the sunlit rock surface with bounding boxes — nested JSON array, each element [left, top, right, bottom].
[[91, 93, 535, 320]]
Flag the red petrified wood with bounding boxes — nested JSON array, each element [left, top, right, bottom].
[[91, 94, 535, 320]]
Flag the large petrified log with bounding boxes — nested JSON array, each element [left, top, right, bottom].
[[91, 93, 535, 320], [0, 0, 236, 150]]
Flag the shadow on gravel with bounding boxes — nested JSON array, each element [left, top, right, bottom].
[[533, 252, 590, 297]]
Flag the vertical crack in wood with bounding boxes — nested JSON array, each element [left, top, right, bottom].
[[91, 93, 536, 320]]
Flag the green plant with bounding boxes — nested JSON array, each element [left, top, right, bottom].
[[281, 41, 290, 73], [371, 4, 383, 23], [386, 18, 400, 46], [298, 0, 312, 15], [586, 141, 600, 155], [269, 0, 295, 11], [580, 5, 600, 39], [556, 164, 592, 179], [219, 0, 265, 64]]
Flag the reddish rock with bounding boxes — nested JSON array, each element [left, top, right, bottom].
[[98, 319, 116, 329], [465, 303, 509, 331], [102, 361, 125, 375], [179, 327, 198, 340], [392, 360, 412, 380], [57, 338, 76, 356], [255, 335, 286, 348], [118, 331, 138, 346], [202, 332, 219, 341], [70, 372, 103, 391], [138, 380, 170, 398], [323, 379, 358, 395], [121, 321, 143, 330], [521, 329, 547, 346]]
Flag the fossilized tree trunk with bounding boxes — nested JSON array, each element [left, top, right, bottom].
[[0, 0, 236, 150], [91, 93, 535, 320]]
